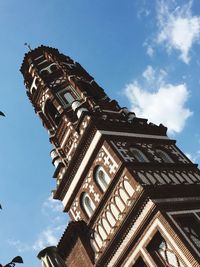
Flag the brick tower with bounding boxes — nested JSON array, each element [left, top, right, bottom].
[[21, 46, 200, 267]]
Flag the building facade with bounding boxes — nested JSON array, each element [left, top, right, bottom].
[[21, 46, 200, 267]]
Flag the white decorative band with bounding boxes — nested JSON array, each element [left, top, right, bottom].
[[100, 130, 169, 140]]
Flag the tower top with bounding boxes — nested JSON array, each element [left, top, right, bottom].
[[20, 44, 168, 203], [20, 45, 60, 74], [24, 42, 32, 52], [20, 44, 167, 134]]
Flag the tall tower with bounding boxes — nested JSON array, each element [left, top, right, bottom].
[[21, 46, 200, 267]]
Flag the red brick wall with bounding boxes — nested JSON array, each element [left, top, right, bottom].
[[66, 237, 94, 267]]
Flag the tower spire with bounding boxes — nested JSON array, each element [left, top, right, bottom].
[[24, 42, 32, 51]]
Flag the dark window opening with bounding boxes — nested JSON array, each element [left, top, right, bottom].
[[50, 64, 58, 72], [57, 85, 80, 108], [175, 213, 200, 249], [147, 232, 183, 267], [44, 101, 61, 126], [132, 257, 147, 267], [40, 69, 49, 77]]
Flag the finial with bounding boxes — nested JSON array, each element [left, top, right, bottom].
[[24, 43, 32, 51]]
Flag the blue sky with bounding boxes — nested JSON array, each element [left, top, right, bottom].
[[0, 0, 200, 266]]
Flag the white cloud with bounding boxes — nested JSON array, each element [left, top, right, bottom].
[[7, 239, 31, 253], [185, 153, 193, 161], [141, 65, 167, 88], [186, 150, 200, 163], [8, 224, 65, 253], [42, 195, 63, 214], [137, 5, 151, 19], [142, 65, 155, 81], [156, 0, 200, 63], [124, 66, 192, 134], [143, 42, 155, 57], [146, 45, 154, 57], [32, 225, 65, 251], [8, 195, 66, 253], [137, 9, 150, 19]]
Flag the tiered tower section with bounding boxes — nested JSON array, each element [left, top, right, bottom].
[[21, 46, 200, 267]]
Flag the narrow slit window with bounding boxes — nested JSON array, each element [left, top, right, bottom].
[[94, 166, 111, 192], [44, 100, 61, 126], [81, 193, 95, 218]]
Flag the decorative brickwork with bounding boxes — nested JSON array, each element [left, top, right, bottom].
[[21, 46, 200, 267]]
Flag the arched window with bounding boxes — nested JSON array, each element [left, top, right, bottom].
[[81, 193, 95, 218], [44, 100, 61, 126], [156, 149, 174, 163], [94, 166, 111, 192], [129, 147, 149, 162]]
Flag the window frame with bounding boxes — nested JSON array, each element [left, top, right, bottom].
[[129, 147, 149, 163], [56, 84, 80, 108], [94, 165, 111, 192], [147, 231, 184, 267], [81, 192, 95, 218], [156, 148, 174, 163]]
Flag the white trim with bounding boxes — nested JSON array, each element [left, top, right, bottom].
[[153, 197, 200, 203], [141, 248, 154, 267], [35, 55, 44, 61], [60, 127, 71, 148], [30, 76, 38, 94], [107, 200, 191, 267], [100, 130, 168, 140], [124, 218, 192, 267], [168, 209, 200, 215], [102, 109, 121, 113], [28, 63, 34, 73], [108, 200, 154, 267], [62, 131, 102, 208], [38, 59, 48, 66]]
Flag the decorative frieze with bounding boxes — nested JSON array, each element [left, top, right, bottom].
[[90, 175, 139, 257], [111, 141, 190, 164], [107, 200, 155, 267], [136, 169, 200, 186]]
